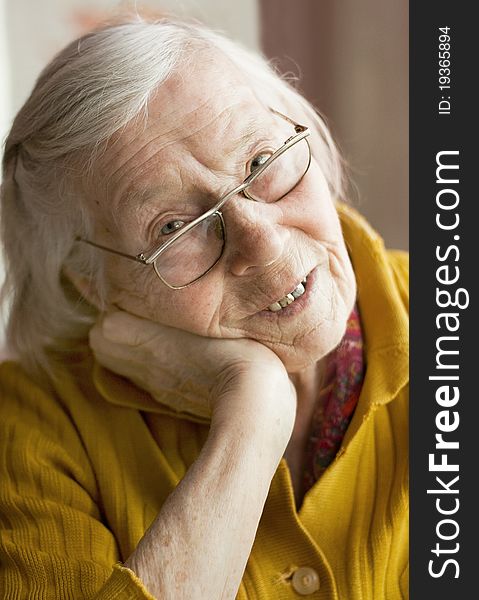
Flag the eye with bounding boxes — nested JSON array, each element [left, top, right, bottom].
[[160, 219, 186, 235], [249, 152, 272, 174]]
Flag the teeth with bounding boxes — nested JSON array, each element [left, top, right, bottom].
[[279, 293, 295, 308], [291, 283, 305, 298], [268, 302, 282, 312], [267, 279, 307, 312]]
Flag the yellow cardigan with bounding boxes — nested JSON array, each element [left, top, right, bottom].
[[0, 205, 409, 599]]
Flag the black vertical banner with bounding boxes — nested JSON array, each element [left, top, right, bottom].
[[410, 3, 477, 598]]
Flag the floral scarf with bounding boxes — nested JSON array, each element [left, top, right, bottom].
[[303, 305, 365, 493]]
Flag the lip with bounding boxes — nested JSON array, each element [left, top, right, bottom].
[[258, 266, 318, 318]]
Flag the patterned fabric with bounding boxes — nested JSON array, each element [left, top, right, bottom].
[[303, 304, 365, 493]]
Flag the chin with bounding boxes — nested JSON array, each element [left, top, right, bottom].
[[266, 315, 349, 374]]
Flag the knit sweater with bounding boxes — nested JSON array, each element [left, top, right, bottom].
[[0, 204, 409, 599]]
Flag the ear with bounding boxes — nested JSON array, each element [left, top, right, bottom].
[[63, 266, 102, 310]]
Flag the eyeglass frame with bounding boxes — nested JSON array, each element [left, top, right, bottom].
[[76, 108, 311, 289]]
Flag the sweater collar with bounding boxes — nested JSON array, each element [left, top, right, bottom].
[[334, 203, 408, 448], [337, 203, 408, 392]]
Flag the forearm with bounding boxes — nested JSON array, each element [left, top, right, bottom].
[[125, 416, 285, 599], [91, 316, 297, 598]]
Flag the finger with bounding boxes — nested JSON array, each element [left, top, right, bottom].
[[89, 325, 146, 380], [101, 310, 160, 347], [89, 321, 128, 359]]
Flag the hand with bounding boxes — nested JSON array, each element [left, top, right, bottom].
[[89, 310, 296, 443], [90, 310, 297, 598]]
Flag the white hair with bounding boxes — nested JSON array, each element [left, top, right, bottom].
[[0, 15, 346, 380]]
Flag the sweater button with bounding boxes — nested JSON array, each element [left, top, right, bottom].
[[291, 567, 320, 595]]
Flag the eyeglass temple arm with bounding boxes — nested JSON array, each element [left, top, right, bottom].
[[269, 107, 308, 132], [75, 237, 147, 263]]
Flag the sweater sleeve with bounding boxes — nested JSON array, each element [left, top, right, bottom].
[[0, 362, 155, 599]]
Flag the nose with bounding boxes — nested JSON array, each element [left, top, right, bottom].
[[223, 200, 289, 277]]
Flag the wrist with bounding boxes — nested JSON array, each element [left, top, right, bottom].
[[210, 370, 296, 465]]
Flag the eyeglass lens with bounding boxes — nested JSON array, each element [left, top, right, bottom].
[[245, 136, 310, 202], [153, 213, 225, 288]]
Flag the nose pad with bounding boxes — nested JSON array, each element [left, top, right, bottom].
[[225, 204, 289, 276]]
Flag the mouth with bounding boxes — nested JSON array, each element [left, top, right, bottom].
[[259, 267, 316, 316], [266, 277, 308, 312]]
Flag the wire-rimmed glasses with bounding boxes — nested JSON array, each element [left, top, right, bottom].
[[77, 109, 311, 289]]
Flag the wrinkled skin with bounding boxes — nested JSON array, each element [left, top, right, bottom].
[[87, 49, 357, 377]]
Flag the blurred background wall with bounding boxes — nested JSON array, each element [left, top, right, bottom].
[[260, 0, 408, 251], [0, 0, 408, 345]]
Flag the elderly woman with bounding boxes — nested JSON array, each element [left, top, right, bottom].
[[0, 17, 408, 600]]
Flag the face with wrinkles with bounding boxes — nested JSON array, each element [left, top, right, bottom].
[[89, 51, 357, 373]]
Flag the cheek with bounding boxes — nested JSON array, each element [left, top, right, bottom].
[[161, 292, 219, 330], [106, 260, 223, 333], [106, 260, 165, 315], [283, 160, 341, 241]]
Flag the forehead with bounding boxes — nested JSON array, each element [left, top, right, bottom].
[[115, 50, 266, 162], [99, 49, 271, 206], [150, 50, 258, 131]]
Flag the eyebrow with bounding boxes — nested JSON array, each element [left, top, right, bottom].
[[119, 113, 271, 210], [239, 125, 257, 142], [226, 117, 262, 156]]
